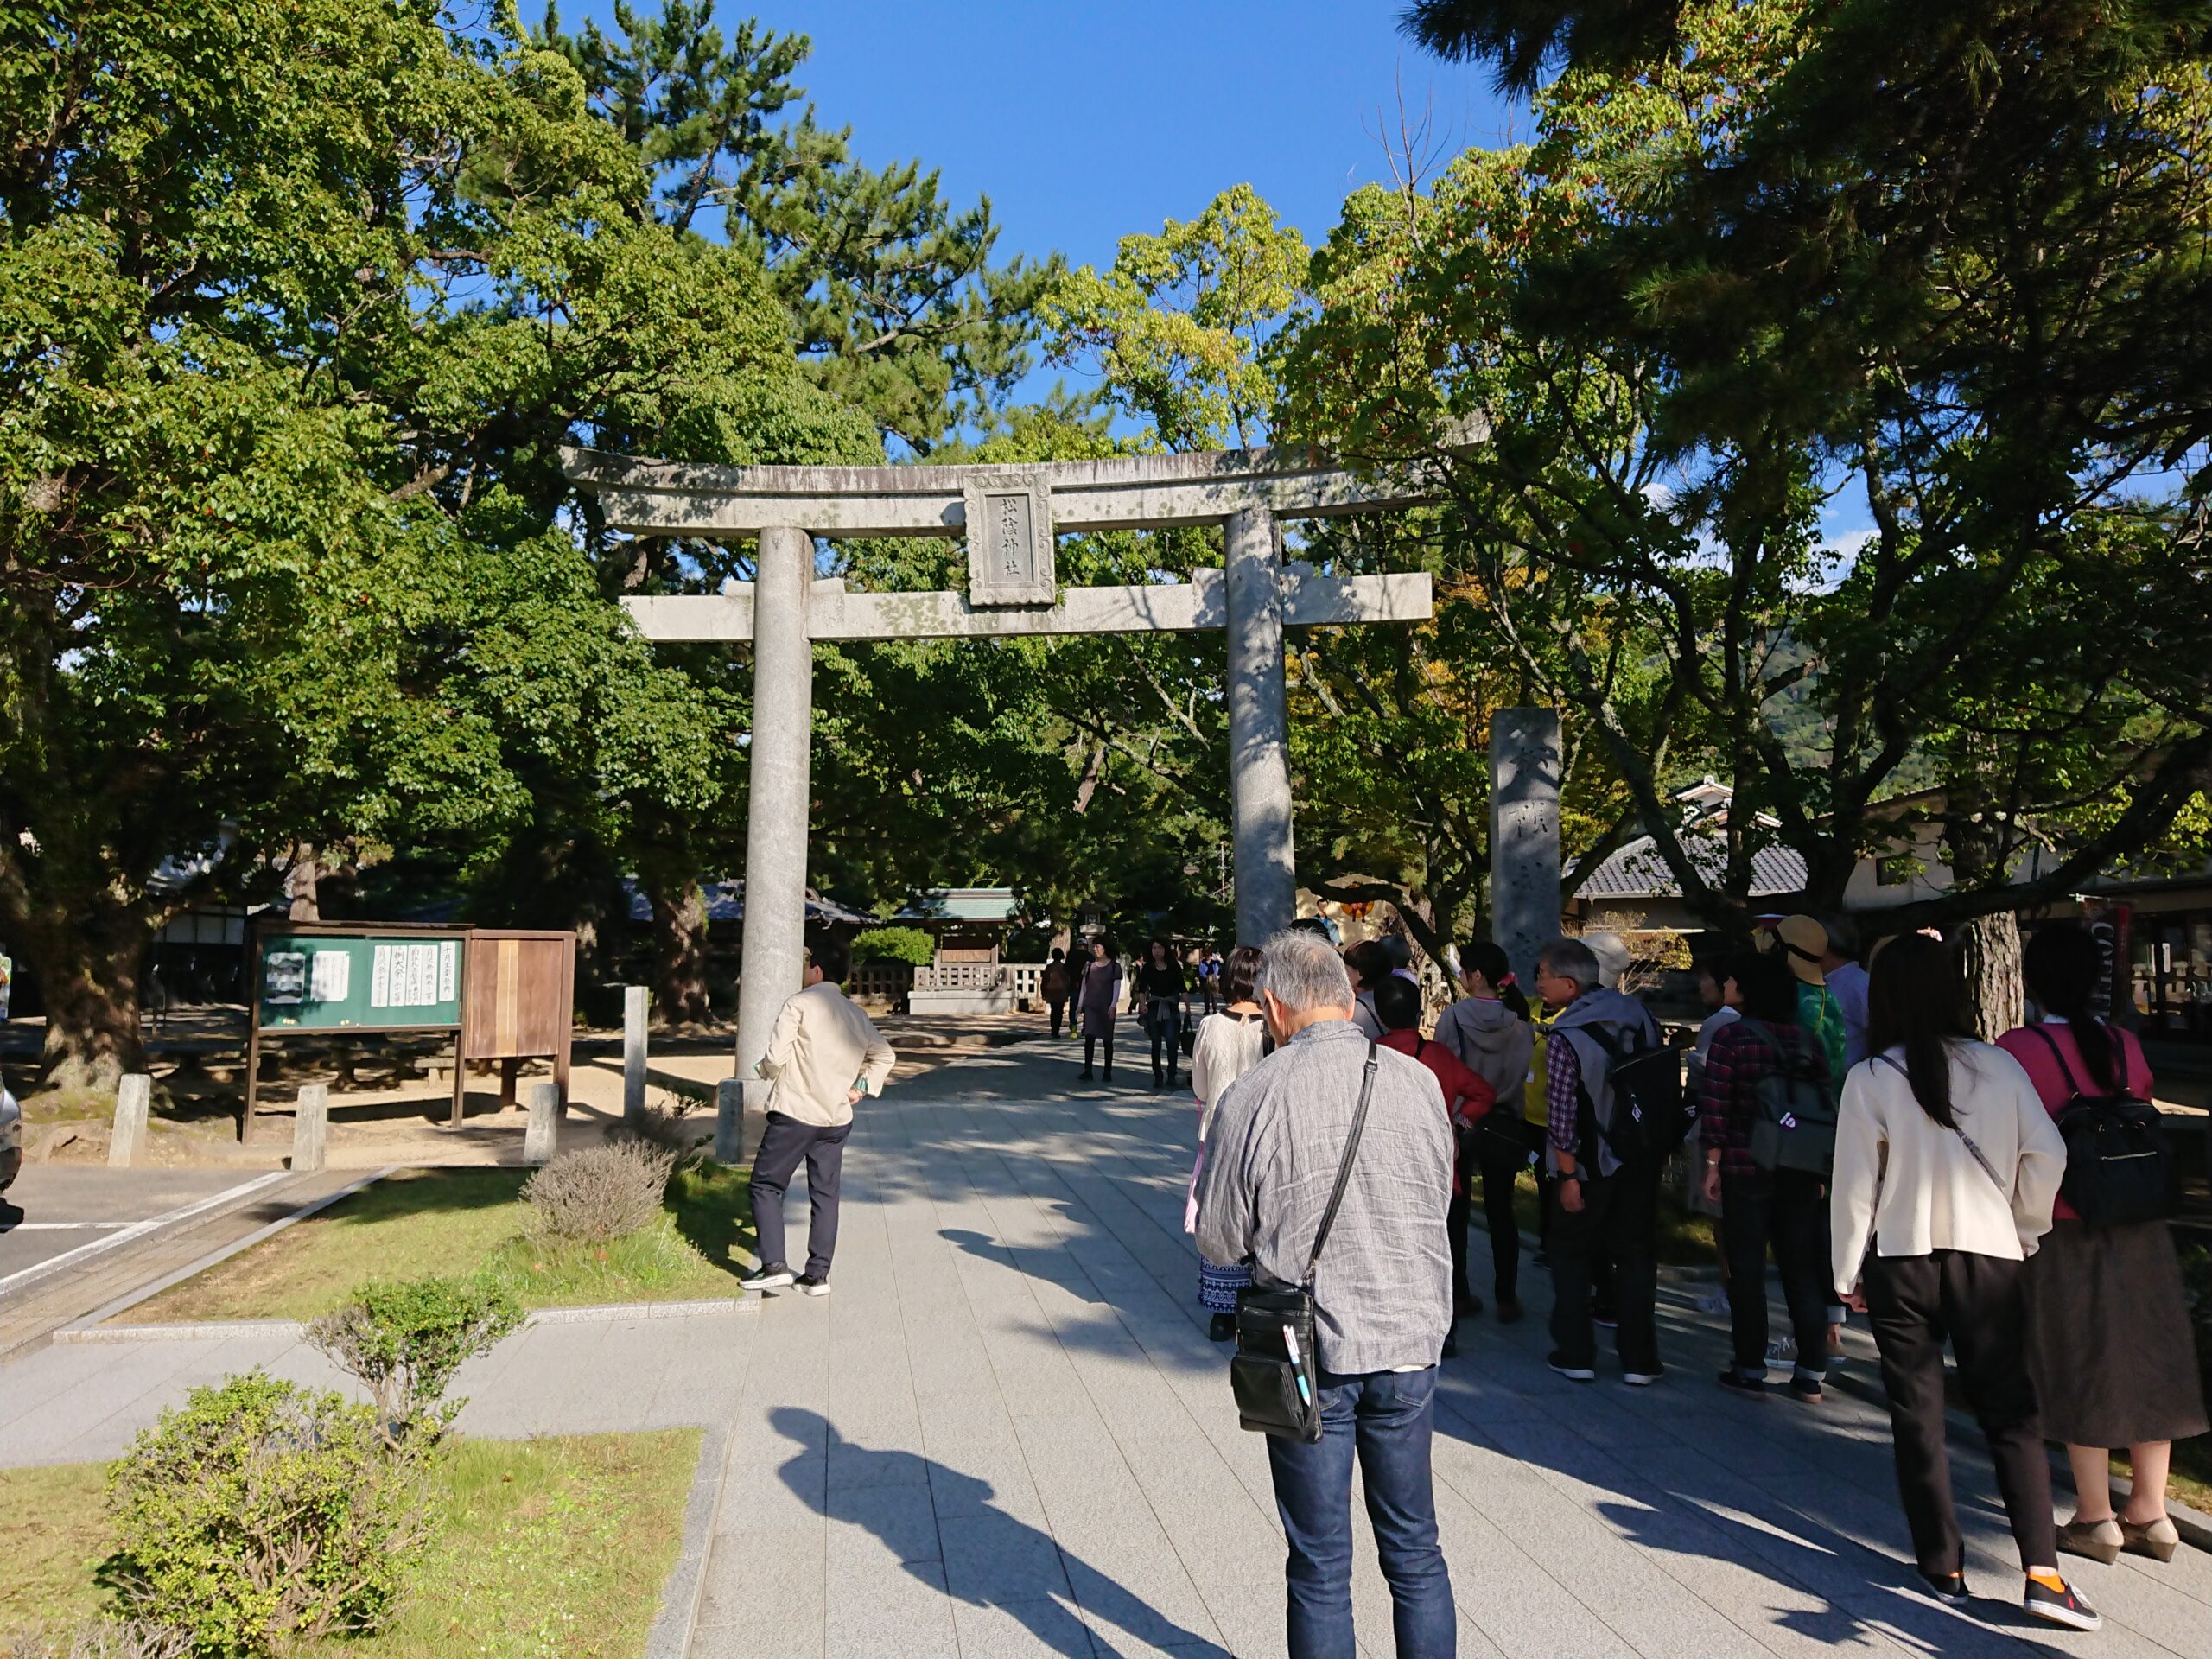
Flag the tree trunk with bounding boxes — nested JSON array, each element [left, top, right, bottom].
[[649, 877, 713, 1027], [35, 919, 149, 1091], [289, 843, 319, 921], [1956, 908, 2023, 1040]]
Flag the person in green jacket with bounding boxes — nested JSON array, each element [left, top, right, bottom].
[[1778, 914, 1847, 1100]]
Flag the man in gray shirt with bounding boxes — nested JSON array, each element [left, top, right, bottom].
[[1197, 928, 1457, 1657]]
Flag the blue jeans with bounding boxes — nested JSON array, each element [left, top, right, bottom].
[[1265, 1365, 1455, 1658]]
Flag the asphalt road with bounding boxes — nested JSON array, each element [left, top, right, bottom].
[[0, 1166, 276, 1288]]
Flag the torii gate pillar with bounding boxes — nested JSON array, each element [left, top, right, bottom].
[[1226, 507, 1295, 942]]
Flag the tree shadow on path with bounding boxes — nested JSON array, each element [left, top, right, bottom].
[[771, 1407, 1230, 1658]]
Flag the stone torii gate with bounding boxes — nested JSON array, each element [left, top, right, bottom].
[[563, 438, 1477, 1157]]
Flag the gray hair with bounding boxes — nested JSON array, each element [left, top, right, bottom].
[[1537, 937, 1602, 993], [1257, 927, 1355, 1014]]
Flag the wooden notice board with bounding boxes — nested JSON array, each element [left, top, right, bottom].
[[246, 922, 574, 1133]]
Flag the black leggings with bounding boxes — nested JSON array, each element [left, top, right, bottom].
[[1084, 1034, 1114, 1073], [1474, 1128, 1529, 1302], [1048, 999, 1065, 1038]]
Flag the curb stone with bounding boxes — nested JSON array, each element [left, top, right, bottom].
[[56, 1295, 760, 1344], [644, 1421, 732, 1659]]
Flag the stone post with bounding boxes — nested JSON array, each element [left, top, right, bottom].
[[108, 1074, 151, 1168], [714, 1079, 746, 1167], [523, 1080, 561, 1166], [292, 1084, 328, 1173], [622, 984, 649, 1127], [1225, 506, 1296, 944], [725, 523, 814, 1166], [1488, 708, 1562, 990]]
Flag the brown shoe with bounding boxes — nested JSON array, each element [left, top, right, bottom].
[[2056, 1516, 2122, 1565], [2120, 1513, 2179, 1563]]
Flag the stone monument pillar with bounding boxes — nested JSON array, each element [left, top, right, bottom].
[[1488, 708, 1561, 989], [1225, 506, 1296, 944], [723, 524, 814, 1165]]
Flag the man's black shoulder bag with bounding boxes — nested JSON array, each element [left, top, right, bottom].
[[1230, 1040, 1378, 1444]]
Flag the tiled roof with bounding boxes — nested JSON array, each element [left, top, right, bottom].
[[622, 880, 873, 927], [1571, 832, 1808, 901], [895, 887, 1020, 923]]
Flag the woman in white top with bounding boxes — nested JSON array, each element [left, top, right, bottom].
[[1830, 933, 2094, 1630], [1188, 945, 1267, 1341]]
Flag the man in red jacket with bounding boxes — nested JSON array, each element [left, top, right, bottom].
[[1375, 974, 1496, 1355]]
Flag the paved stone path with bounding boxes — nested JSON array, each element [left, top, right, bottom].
[[4, 1034, 2207, 1656]]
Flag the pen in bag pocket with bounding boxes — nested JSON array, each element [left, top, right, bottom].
[[1282, 1325, 1313, 1405]]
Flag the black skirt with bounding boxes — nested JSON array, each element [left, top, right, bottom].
[[2023, 1218, 2209, 1448]]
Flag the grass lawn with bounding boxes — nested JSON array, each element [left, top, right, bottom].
[[0, 1429, 701, 1657], [128, 1161, 756, 1323]]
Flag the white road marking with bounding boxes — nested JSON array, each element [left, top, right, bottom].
[[0, 1172, 290, 1295], [4, 1221, 135, 1230]]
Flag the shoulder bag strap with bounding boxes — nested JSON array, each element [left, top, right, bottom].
[[1301, 1040, 1379, 1288], [2028, 1024, 2090, 1097], [1878, 1054, 2007, 1197]]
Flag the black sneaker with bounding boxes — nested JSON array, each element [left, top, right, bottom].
[[1454, 1292, 1485, 1319], [1208, 1313, 1236, 1343], [795, 1272, 831, 1298], [1916, 1570, 1970, 1607], [1786, 1371, 1824, 1404], [1718, 1368, 1769, 1397], [1622, 1366, 1663, 1388], [1548, 1351, 1596, 1381], [1079, 1068, 1094, 1081], [2023, 1577, 2101, 1631], [1496, 1298, 1524, 1325], [1592, 1312, 1618, 1331], [741, 1263, 796, 1293]]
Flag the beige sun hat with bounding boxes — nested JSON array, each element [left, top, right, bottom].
[[1777, 914, 1828, 986]]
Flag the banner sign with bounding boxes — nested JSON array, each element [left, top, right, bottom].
[[256, 931, 465, 1030]]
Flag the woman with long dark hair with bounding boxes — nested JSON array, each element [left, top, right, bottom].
[[1135, 936, 1187, 1090], [1831, 934, 2094, 1628], [1187, 944, 1266, 1339], [1998, 921, 2207, 1566], [1436, 941, 1535, 1321]]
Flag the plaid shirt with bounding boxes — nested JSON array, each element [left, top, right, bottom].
[[1699, 1017, 1825, 1179]]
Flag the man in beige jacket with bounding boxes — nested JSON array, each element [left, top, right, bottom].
[[741, 938, 896, 1296]]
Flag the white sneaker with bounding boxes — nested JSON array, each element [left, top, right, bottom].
[[1694, 1290, 1730, 1316], [741, 1264, 796, 1293]]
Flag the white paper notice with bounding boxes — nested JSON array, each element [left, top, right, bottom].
[[308, 950, 351, 1004], [437, 940, 457, 1002], [370, 945, 392, 1007]]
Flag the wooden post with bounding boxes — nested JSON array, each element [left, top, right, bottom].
[[499, 1056, 519, 1109], [449, 969, 471, 1128], [293, 1083, 328, 1173], [554, 932, 575, 1109], [242, 1001, 264, 1142], [623, 984, 649, 1126], [109, 1075, 151, 1167], [523, 1080, 561, 1166]]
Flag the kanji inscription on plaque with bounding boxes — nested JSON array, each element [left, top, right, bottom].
[[962, 471, 1056, 607]]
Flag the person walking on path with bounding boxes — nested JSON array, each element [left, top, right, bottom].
[[1777, 914, 1849, 1086], [1039, 947, 1072, 1040], [1830, 932, 2101, 1630], [1819, 918, 1871, 1069], [1135, 936, 1187, 1090], [1684, 953, 1741, 1315], [1377, 973, 1495, 1357], [1197, 946, 1223, 1015], [741, 938, 896, 1298], [1187, 944, 1268, 1341], [1535, 937, 1665, 1387], [1076, 938, 1123, 1083], [1196, 927, 1457, 1658], [1436, 941, 1536, 1325], [1700, 951, 1834, 1401], [1997, 920, 2208, 1567]]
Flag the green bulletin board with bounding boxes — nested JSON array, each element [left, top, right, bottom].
[[257, 932, 466, 1031]]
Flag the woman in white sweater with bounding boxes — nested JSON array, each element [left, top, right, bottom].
[[1830, 932, 2094, 1630], [1188, 945, 1268, 1341]]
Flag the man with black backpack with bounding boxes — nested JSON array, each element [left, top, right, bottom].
[[1699, 951, 1836, 1401], [1534, 937, 1677, 1386]]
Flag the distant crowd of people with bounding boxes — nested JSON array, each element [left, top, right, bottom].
[[1162, 915, 2202, 1654]]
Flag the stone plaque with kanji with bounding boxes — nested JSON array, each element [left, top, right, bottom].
[[962, 471, 1056, 607]]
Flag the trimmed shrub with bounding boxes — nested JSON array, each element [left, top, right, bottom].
[[523, 1141, 675, 1243], [849, 925, 934, 966], [607, 1097, 708, 1159], [0, 1624, 194, 1659], [105, 1374, 429, 1656], [305, 1275, 522, 1438]]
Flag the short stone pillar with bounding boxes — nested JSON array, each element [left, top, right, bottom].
[[523, 1081, 562, 1166], [292, 1084, 328, 1173], [1489, 708, 1562, 989], [108, 1074, 151, 1168], [1225, 505, 1296, 944], [622, 984, 650, 1127], [714, 1079, 748, 1164], [726, 523, 814, 1166]]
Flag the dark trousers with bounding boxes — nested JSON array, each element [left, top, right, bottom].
[[1267, 1367, 1456, 1658], [749, 1113, 851, 1279], [1047, 998, 1065, 1038], [1083, 1033, 1114, 1074], [1863, 1250, 2057, 1575], [1548, 1161, 1661, 1373], [1719, 1168, 1830, 1377], [1148, 1010, 1180, 1081], [1474, 1131, 1525, 1302]]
